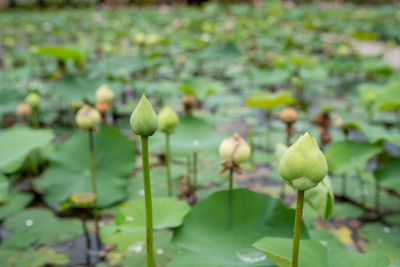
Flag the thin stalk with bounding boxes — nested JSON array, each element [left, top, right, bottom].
[[228, 168, 233, 191], [27, 153, 39, 176], [292, 190, 305, 267], [356, 169, 366, 210], [32, 106, 39, 129], [341, 173, 347, 196], [88, 129, 100, 248], [279, 181, 286, 201], [165, 133, 172, 197], [186, 155, 192, 195], [140, 136, 155, 267], [81, 210, 91, 266]]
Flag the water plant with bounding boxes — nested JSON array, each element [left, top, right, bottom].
[[279, 132, 327, 267], [75, 104, 101, 247], [25, 91, 41, 129], [130, 94, 158, 267], [158, 106, 179, 196]]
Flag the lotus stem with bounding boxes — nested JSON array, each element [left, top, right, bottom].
[[32, 106, 39, 129], [193, 152, 198, 193], [140, 136, 155, 267], [341, 173, 347, 196], [165, 133, 172, 196], [88, 129, 100, 248], [292, 190, 304, 267], [228, 168, 233, 191]]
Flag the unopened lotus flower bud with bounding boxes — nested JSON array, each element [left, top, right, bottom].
[[279, 107, 298, 124], [25, 92, 40, 108], [95, 84, 114, 103], [15, 103, 32, 117], [75, 104, 101, 129], [130, 94, 158, 137], [279, 132, 327, 191], [158, 106, 179, 134], [219, 133, 251, 165]]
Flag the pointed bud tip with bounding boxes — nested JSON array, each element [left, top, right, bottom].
[[130, 95, 158, 137]]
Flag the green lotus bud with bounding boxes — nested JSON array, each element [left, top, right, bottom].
[[25, 92, 41, 108], [279, 132, 327, 191], [75, 104, 101, 129], [158, 106, 179, 134], [219, 133, 251, 165], [95, 84, 114, 103], [70, 192, 96, 208], [130, 94, 158, 137]]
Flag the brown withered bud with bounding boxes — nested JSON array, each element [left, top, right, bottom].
[[279, 107, 298, 124], [181, 94, 197, 115], [314, 113, 331, 128], [15, 103, 32, 117], [320, 128, 332, 144], [95, 102, 110, 113]]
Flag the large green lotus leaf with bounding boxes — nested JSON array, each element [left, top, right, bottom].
[[179, 77, 227, 101], [90, 55, 146, 79], [299, 67, 328, 82], [252, 237, 327, 267], [2, 208, 82, 248], [253, 237, 389, 267], [0, 190, 33, 220], [151, 115, 222, 156], [305, 176, 334, 220], [198, 41, 241, 61], [245, 91, 295, 110], [308, 228, 346, 250], [389, 259, 400, 267], [101, 197, 189, 252], [35, 45, 87, 65], [248, 68, 291, 87], [0, 173, 10, 204], [325, 141, 382, 173], [360, 57, 393, 77], [360, 223, 400, 261], [374, 158, 400, 192], [36, 126, 135, 208], [331, 203, 363, 219], [0, 125, 55, 174], [0, 247, 69, 267], [114, 197, 190, 230], [168, 189, 308, 267], [375, 79, 400, 111]]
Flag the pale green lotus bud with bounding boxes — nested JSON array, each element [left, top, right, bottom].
[[25, 92, 41, 108], [75, 104, 101, 129], [158, 106, 179, 134], [95, 84, 114, 103], [279, 132, 327, 191], [219, 133, 251, 165], [130, 94, 158, 137]]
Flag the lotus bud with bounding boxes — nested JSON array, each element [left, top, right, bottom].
[[95, 84, 114, 103], [130, 94, 158, 137], [219, 133, 251, 165], [25, 92, 40, 108], [75, 104, 101, 129], [158, 106, 179, 134], [15, 103, 32, 117], [279, 107, 298, 124], [279, 132, 327, 191], [70, 100, 84, 110]]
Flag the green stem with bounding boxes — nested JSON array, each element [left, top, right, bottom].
[[32, 106, 39, 129], [228, 168, 233, 191], [192, 153, 198, 193], [141, 136, 154, 267], [292, 190, 304, 267], [375, 180, 380, 215], [341, 173, 347, 196], [27, 153, 39, 176], [186, 155, 192, 195], [165, 133, 172, 197], [88, 129, 100, 249]]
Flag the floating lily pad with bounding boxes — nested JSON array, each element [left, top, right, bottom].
[[246, 91, 295, 110], [0, 173, 10, 204], [374, 158, 400, 193], [0, 125, 54, 174], [0, 190, 34, 220], [36, 126, 135, 208], [179, 77, 227, 101], [3, 208, 82, 248], [168, 189, 308, 267], [0, 247, 69, 267], [325, 141, 382, 173]]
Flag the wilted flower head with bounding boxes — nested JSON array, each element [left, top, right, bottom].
[[25, 92, 40, 108], [15, 103, 32, 117], [279, 132, 327, 191], [181, 94, 197, 115], [95, 84, 114, 103], [130, 94, 158, 137], [158, 106, 179, 134], [279, 107, 298, 124], [75, 104, 101, 129], [219, 133, 251, 174]]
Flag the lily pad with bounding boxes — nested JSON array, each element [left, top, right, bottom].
[[179, 77, 227, 101], [0, 190, 34, 220], [0, 247, 69, 267], [168, 189, 308, 267], [245, 91, 295, 110], [36, 126, 135, 208], [0, 173, 10, 204], [374, 158, 400, 193], [0, 125, 54, 174], [3, 208, 82, 248], [325, 141, 382, 173]]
